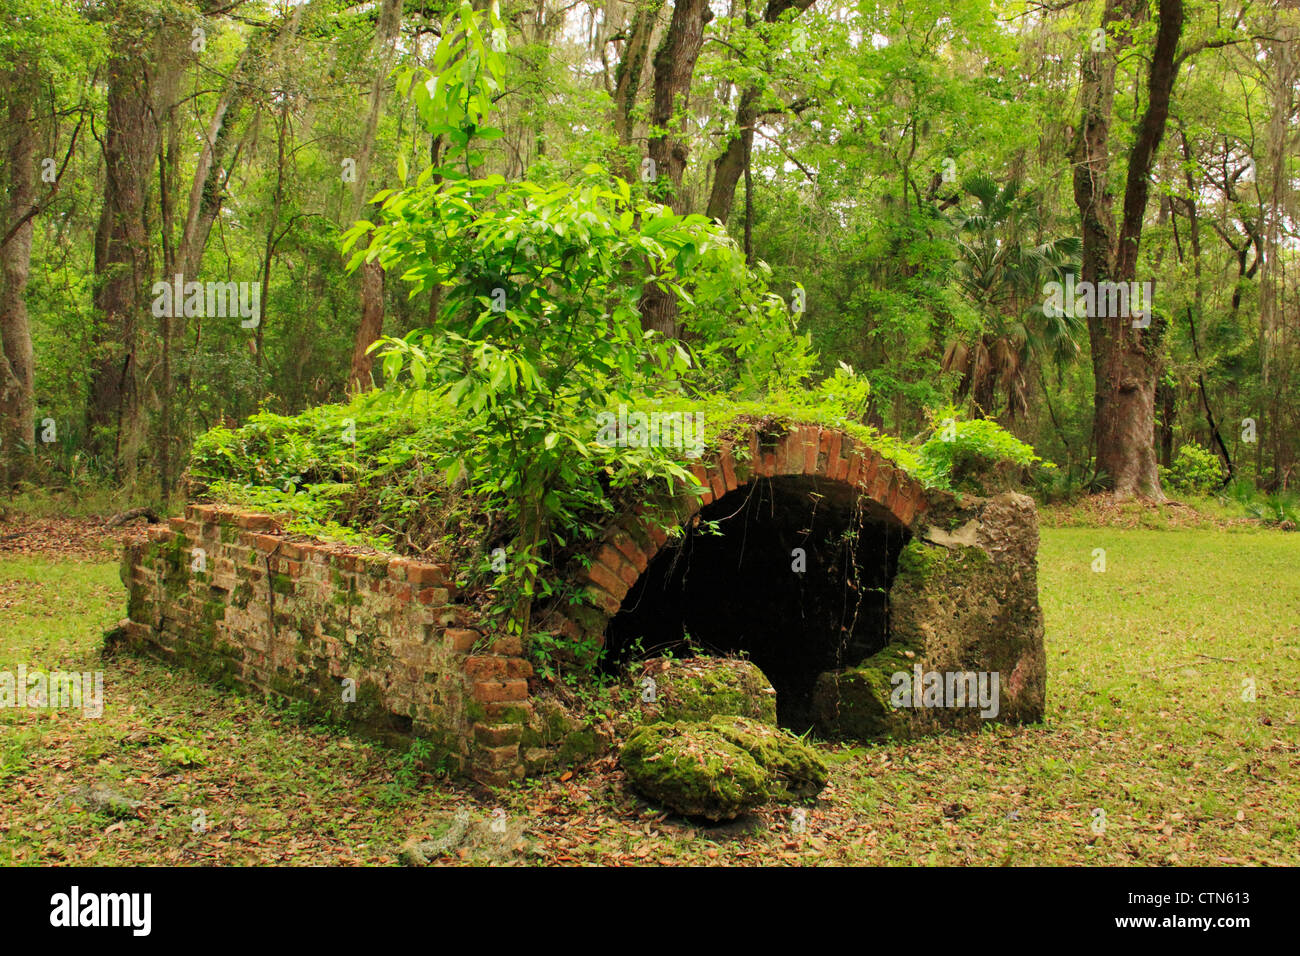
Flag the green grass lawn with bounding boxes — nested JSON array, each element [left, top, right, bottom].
[[1, 527, 1296, 865]]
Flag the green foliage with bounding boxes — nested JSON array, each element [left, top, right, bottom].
[[10, 0, 1300, 508], [159, 741, 206, 769], [811, 362, 873, 424], [396, 1, 509, 173], [188, 389, 465, 554], [393, 737, 453, 789], [1220, 480, 1300, 528], [340, 5, 823, 633], [1163, 442, 1226, 495], [914, 406, 1049, 491]]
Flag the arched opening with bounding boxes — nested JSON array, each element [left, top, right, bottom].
[[601, 477, 911, 731]]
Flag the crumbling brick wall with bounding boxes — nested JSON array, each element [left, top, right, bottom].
[[118, 505, 532, 783]]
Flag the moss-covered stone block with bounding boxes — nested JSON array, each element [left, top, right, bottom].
[[705, 715, 828, 798], [620, 722, 771, 822], [634, 657, 778, 725], [814, 491, 1045, 740]]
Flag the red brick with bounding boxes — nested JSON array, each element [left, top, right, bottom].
[[444, 628, 480, 653], [846, 450, 863, 487], [645, 520, 669, 550], [801, 428, 820, 474], [820, 430, 842, 473], [472, 679, 528, 703], [474, 723, 523, 747], [684, 467, 712, 504], [236, 512, 280, 533], [612, 532, 648, 574], [465, 655, 508, 679], [719, 450, 739, 490], [467, 656, 534, 680], [488, 634, 522, 656], [471, 766, 521, 786], [709, 468, 727, 501], [597, 543, 627, 574], [250, 533, 281, 553], [586, 560, 628, 599], [894, 495, 919, 527], [417, 586, 451, 605], [479, 744, 522, 769], [829, 438, 852, 481], [407, 563, 449, 587], [857, 453, 879, 490], [297, 541, 326, 562], [774, 438, 794, 475], [268, 556, 302, 576], [868, 467, 894, 503], [585, 586, 622, 616], [885, 475, 908, 520], [485, 701, 533, 722], [618, 557, 641, 588]]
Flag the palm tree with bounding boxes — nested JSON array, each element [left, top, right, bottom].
[[943, 173, 1081, 422]]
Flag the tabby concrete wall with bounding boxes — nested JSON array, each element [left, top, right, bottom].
[[118, 505, 532, 784], [811, 489, 1048, 738]]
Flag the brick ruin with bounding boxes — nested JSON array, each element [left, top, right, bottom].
[[118, 422, 1047, 783]]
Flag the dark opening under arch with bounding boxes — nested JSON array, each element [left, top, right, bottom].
[[601, 476, 911, 731]]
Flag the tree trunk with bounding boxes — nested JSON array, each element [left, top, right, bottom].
[[88, 31, 167, 485], [0, 65, 37, 487], [706, 87, 759, 225], [639, 0, 714, 337], [705, 0, 814, 226], [1260, 28, 1296, 488], [1073, 0, 1183, 499], [351, 260, 386, 387], [611, 0, 663, 173], [347, 0, 404, 392]]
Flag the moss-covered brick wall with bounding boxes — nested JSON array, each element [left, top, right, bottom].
[[117, 425, 1049, 785], [117, 505, 533, 784]]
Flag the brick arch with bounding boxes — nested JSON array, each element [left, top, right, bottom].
[[548, 422, 930, 649]]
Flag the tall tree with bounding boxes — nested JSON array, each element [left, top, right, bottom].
[[1072, 0, 1184, 498], [609, 0, 664, 171], [0, 60, 37, 485], [348, 0, 405, 391], [638, 0, 714, 337], [87, 3, 178, 485], [704, 0, 815, 227]]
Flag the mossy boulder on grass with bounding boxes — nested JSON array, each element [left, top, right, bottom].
[[620, 722, 770, 822], [705, 715, 829, 797], [633, 656, 777, 725], [619, 717, 829, 821]]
